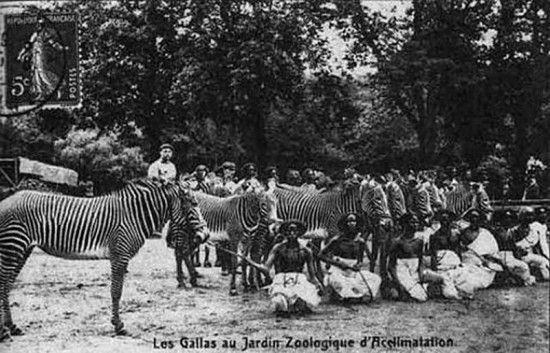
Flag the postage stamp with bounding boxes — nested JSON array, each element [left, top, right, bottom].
[[1, 12, 80, 114]]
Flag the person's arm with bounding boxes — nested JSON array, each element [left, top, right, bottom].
[[167, 163, 177, 182], [514, 227, 532, 249], [257, 243, 281, 276], [417, 239, 426, 275], [355, 233, 366, 267], [305, 247, 324, 291], [387, 238, 399, 270], [318, 236, 337, 258], [538, 225, 550, 259], [147, 162, 159, 180], [429, 235, 438, 271]]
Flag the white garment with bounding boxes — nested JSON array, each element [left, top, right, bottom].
[[147, 159, 177, 182], [526, 222, 550, 259], [268, 273, 321, 312], [324, 257, 381, 301]]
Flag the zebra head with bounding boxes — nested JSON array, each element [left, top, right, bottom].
[[263, 188, 282, 225], [169, 185, 210, 245]]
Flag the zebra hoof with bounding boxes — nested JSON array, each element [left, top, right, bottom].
[[229, 288, 238, 296], [190, 277, 198, 287], [8, 324, 23, 336], [114, 323, 127, 336], [0, 326, 11, 342], [204, 261, 212, 268], [177, 282, 188, 289]]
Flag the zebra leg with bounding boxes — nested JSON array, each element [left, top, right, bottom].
[[204, 245, 212, 267], [183, 252, 199, 287], [0, 282, 8, 342], [228, 241, 239, 296], [215, 248, 222, 267], [174, 248, 188, 289], [221, 246, 230, 276], [240, 242, 251, 292], [250, 249, 262, 291], [370, 231, 380, 273], [379, 226, 390, 281], [110, 259, 129, 336], [0, 243, 33, 341], [312, 239, 324, 284], [193, 247, 201, 267]]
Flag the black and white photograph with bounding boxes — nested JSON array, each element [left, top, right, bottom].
[[0, 0, 548, 352]]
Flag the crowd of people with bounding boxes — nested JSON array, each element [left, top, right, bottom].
[[146, 143, 550, 317], [259, 207, 549, 317]]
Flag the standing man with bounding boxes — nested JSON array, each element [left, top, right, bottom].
[[211, 161, 238, 197], [148, 143, 177, 183], [285, 169, 302, 187], [190, 165, 211, 193], [301, 168, 317, 191], [264, 166, 279, 189], [471, 180, 493, 223], [148, 143, 177, 239], [236, 163, 263, 193], [190, 165, 212, 268]]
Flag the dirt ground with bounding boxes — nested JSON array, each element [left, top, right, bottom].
[[3, 239, 549, 353]]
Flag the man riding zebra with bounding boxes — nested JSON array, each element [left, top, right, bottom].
[[0, 179, 209, 339]]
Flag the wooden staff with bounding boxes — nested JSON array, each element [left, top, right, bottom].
[[205, 241, 271, 278]]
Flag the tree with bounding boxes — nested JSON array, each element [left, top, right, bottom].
[[488, 0, 550, 192], [54, 128, 148, 193]]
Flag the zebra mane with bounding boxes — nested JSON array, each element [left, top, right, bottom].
[[275, 183, 320, 194], [192, 189, 265, 204], [104, 178, 180, 197], [275, 182, 358, 196]]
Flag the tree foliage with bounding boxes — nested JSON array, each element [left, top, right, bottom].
[[0, 0, 547, 193], [54, 128, 148, 193]]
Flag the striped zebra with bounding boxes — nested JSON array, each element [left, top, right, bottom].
[[443, 183, 473, 217], [425, 181, 444, 212], [470, 183, 493, 221], [360, 179, 393, 276], [409, 183, 434, 222], [385, 180, 407, 222], [176, 189, 278, 295], [271, 183, 362, 282], [0, 179, 208, 339], [272, 183, 362, 240]]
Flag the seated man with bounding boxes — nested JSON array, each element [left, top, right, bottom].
[[388, 214, 429, 302], [319, 213, 381, 303], [427, 210, 464, 299], [510, 208, 549, 281], [491, 210, 535, 286], [532, 207, 550, 261], [259, 220, 323, 317], [456, 210, 502, 291]]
